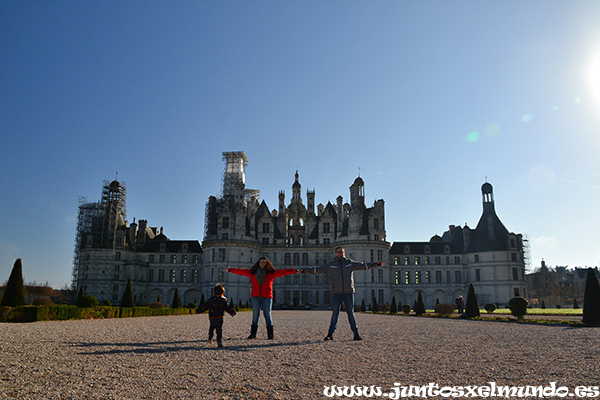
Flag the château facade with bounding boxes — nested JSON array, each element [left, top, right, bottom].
[[74, 151, 526, 308]]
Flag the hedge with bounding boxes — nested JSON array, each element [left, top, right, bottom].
[[0, 305, 195, 323]]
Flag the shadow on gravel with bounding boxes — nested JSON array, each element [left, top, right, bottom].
[[71, 339, 320, 355]]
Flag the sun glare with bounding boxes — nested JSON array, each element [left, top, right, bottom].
[[588, 52, 600, 105]]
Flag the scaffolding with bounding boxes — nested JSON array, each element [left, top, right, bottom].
[[71, 197, 104, 289], [523, 233, 531, 272], [221, 151, 248, 199], [100, 179, 127, 249]]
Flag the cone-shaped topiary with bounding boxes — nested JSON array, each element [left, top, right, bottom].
[[414, 291, 426, 315], [465, 283, 480, 318], [390, 296, 397, 314], [171, 288, 181, 308], [76, 285, 85, 306], [199, 293, 205, 307], [120, 277, 134, 307], [1, 259, 25, 307], [361, 298, 366, 312], [583, 268, 600, 325], [372, 296, 378, 313]]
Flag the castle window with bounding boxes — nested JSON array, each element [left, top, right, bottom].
[[425, 256, 430, 265], [192, 269, 198, 283], [159, 254, 166, 263], [435, 270, 442, 284], [425, 271, 431, 284], [193, 255, 199, 264], [158, 269, 165, 282], [323, 238, 330, 244], [170, 269, 176, 283], [181, 269, 187, 283], [454, 256, 461, 265], [374, 218, 379, 229], [370, 249, 374, 262], [262, 237, 269, 244], [182, 255, 188, 264], [415, 271, 421, 284], [474, 254, 479, 263], [284, 253, 291, 265], [378, 269, 383, 283], [222, 217, 229, 229], [476, 269, 481, 281], [171, 255, 177, 264], [512, 267, 519, 281], [435, 256, 441, 265], [160, 243, 166, 253], [455, 270, 461, 283], [115, 252, 121, 261], [218, 249, 226, 262], [404, 271, 410, 284], [446, 270, 451, 283], [424, 246, 430, 254], [444, 245, 450, 254], [293, 253, 300, 265], [414, 256, 420, 265], [404, 256, 410, 265], [323, 222, 330, 234], [302, 253, 309, 266], [374, 234, 379, 241], [262, 222, 270, 234], [148, 269, 154, 282], [404, 245, 410, 254], [511, 253, 517, 262], [394, 257, 400, 266]]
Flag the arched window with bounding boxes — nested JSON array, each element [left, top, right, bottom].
[[302, 253, 309, 266], [293, 253, 300, 265], [284, 253, 291, 265]]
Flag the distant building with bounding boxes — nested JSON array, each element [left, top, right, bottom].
[[74, 151, 526, 307]]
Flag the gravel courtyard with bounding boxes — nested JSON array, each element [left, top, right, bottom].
[[1, 310, 598, 399]]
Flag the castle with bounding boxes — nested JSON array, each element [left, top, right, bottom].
[[73, 151, 527, 308]]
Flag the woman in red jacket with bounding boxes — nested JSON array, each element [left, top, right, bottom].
[[227, 257, 298, 339]]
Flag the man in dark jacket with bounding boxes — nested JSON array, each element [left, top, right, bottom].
[[196, 284, 236, 347], [303, 247, 383, 341]]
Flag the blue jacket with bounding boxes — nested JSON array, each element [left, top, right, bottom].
[[196, 295, 236, 319]]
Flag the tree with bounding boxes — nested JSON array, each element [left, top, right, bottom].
[[171, 288, 182, 308], [360, 298, 366, 312], [120, 277, 134, 307], [76, 285, 85, 307], [508, 296, 528, 319], [1, 259, 25, 307], [583, 268, 600, 325], [465, 283, 480, 318], [372, 296, 378, 313], [414, 291, 426, 316], [199, 293, 206, 307]]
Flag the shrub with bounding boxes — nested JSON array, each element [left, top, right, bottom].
[[78, 295, 98, 308], [583, 267, 600, 325], [1, 259, 25, 307], [465, 283, 480, 318], [121, 277, 134, 308], [185, 302, 196, 308], [414, 291, 426, 316], [484, 303, 497, 313], [171, 288, 182, 309], [33, 297, 54, 306], [508, 296, 529, 319], [101, 299, 112, 306], [402, 304, 411, 315], [435, 303, 455, 315], [389, 296, 397, 314], [150, 301, 164, 309]]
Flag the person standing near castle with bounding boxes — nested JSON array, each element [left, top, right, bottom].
[[226, 257, 299, 340], [196, 283, 236, 348], [302, 246, 383, 341]]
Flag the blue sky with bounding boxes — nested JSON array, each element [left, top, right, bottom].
[[2, 2, 600, 289]]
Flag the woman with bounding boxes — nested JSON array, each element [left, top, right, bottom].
[[227, 257, 298, 339]]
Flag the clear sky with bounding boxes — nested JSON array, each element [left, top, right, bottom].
[[2, 1, 600, 289]]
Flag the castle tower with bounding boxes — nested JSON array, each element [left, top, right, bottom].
[[222, 151, 248, 200]]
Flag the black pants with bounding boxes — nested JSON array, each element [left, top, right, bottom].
[[208, 318, 224, 342]]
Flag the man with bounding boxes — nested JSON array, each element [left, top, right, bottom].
[[303, 247, 384, 341]]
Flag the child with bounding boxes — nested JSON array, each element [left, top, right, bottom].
[[196, 284, 236, 347]]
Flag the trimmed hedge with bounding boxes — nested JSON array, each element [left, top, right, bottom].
[[0, 305, 195, 322]]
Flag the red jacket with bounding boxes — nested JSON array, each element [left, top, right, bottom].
[[229, 267, 296, 298]]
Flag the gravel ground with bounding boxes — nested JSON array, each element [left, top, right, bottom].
[[1, 311, 598, 399]]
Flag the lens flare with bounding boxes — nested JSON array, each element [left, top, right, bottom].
[[522, 113, 533, 123], [484, 123, 500, 137], [467, 132, 479, 142]]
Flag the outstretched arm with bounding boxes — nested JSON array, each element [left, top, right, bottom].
[[272, 268, 298, 278], [227, 267, 252, 277]]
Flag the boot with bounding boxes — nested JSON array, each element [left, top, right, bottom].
[[266, 325, 274, 340], [247, 325, 258, 339]]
